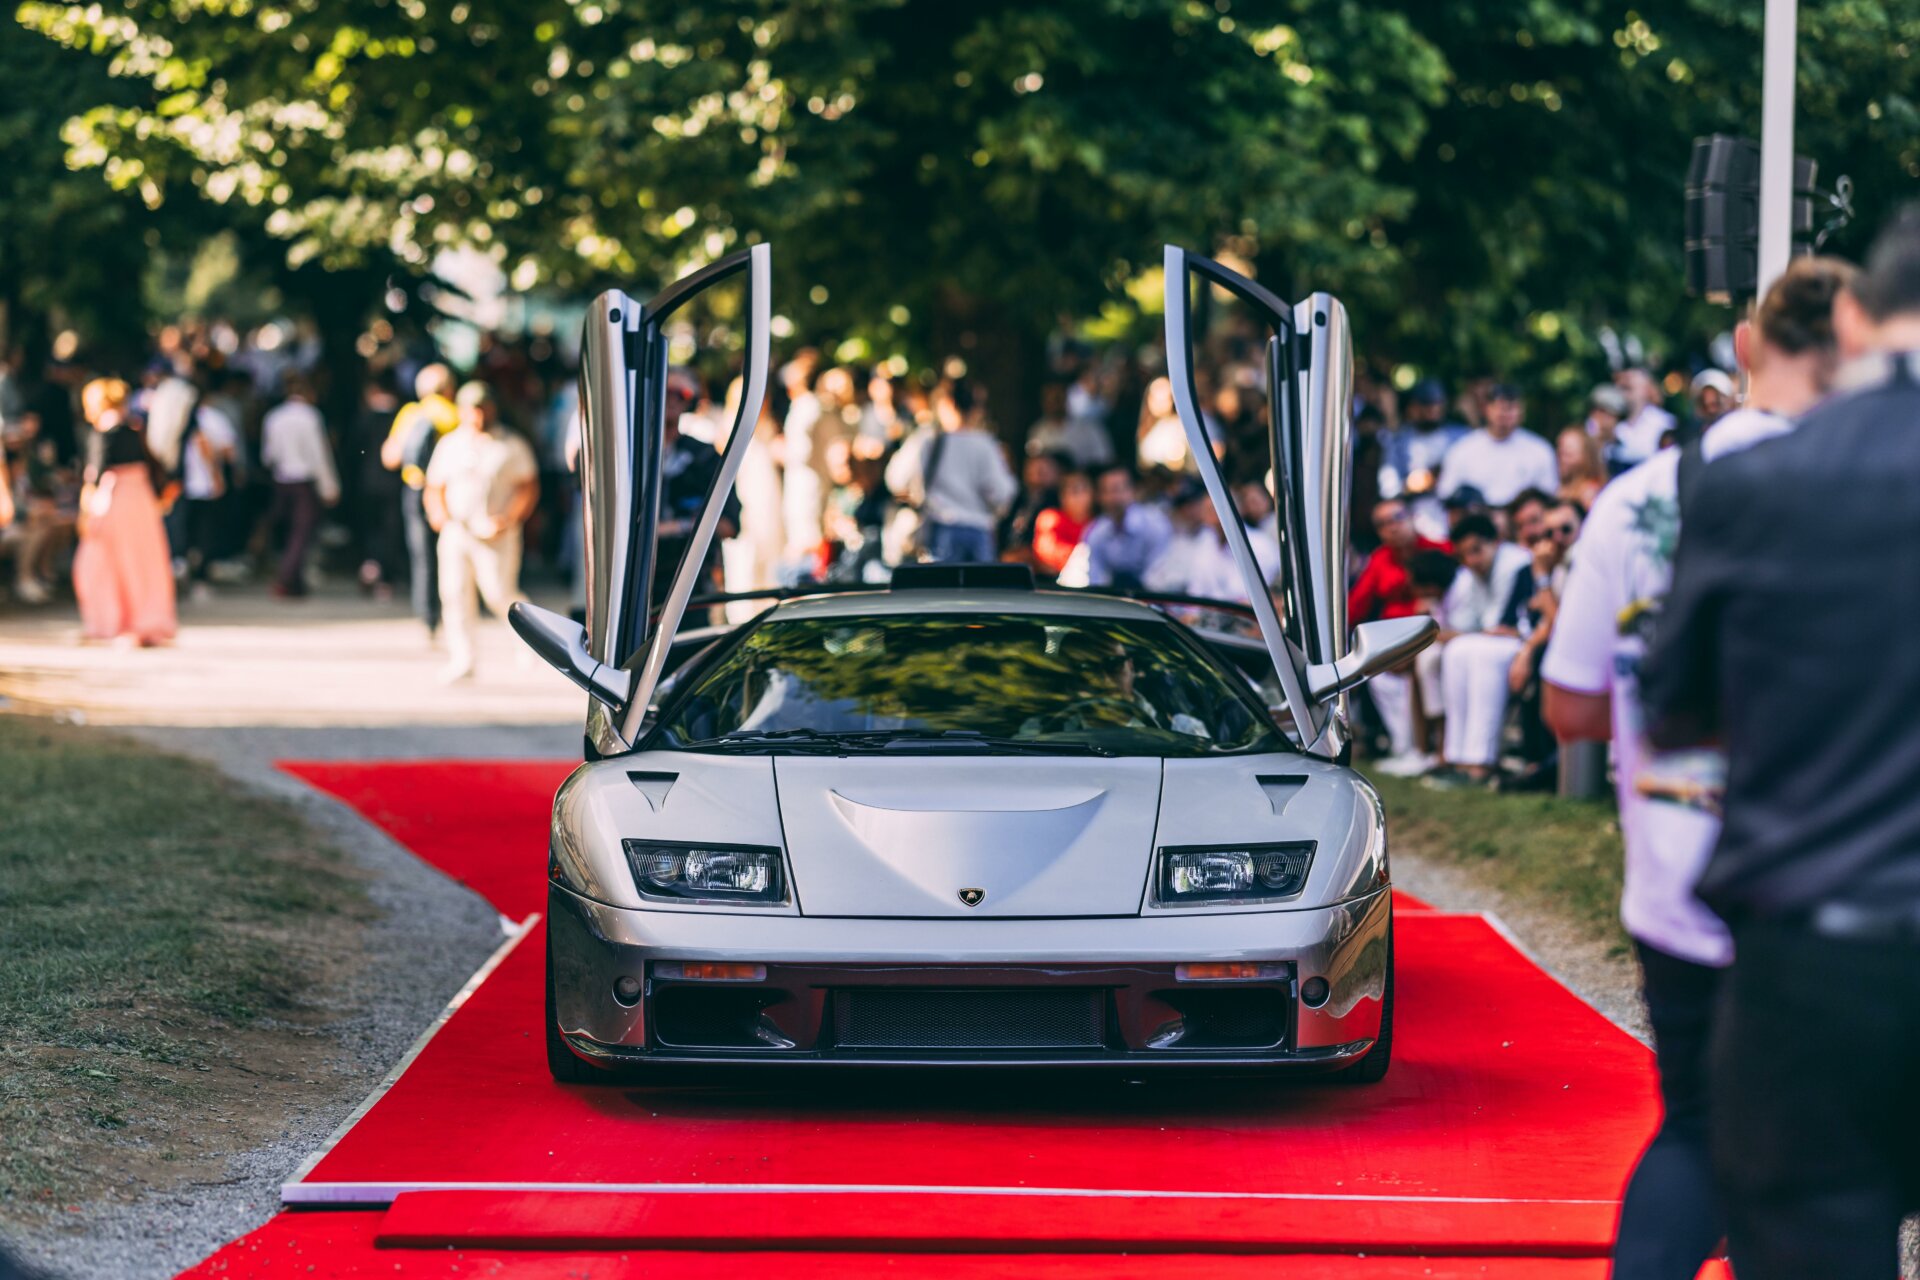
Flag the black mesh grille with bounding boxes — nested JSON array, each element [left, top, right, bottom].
[[832, 989, 1105, 1050]]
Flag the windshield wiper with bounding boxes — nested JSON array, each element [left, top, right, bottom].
[[693, 729, 848, 753], [845, 730, 1115, 757], [691, 728, 1113, 756]]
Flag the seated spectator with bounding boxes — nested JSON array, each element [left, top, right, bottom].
[[1404, 546, 1463, 768], [1026, 380, 1114, 470], [1612, 366, 1675, 466], [1442, 483, 1491, 539], [1062, 464, 1173, 589], [1556, 425, 1607, 509], [1689, 367, 1736, 436], [1497, 496, 1585, 789], [1376, 377, 1467, 540], [1436, 384, 1559, 507], [1426, 513, 1531, 788], [1584, 383, 1632, 475], [1031, 469, 1094, 579], [1505, 487, 1553, 547], [1145, 479, 1243, 602], [1352, 499, 1451, 775]]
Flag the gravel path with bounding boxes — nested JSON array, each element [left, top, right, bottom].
[[3, 722, 576, 1280]]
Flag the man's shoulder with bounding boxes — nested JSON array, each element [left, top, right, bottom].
[[1791, 370, 1920, 442]]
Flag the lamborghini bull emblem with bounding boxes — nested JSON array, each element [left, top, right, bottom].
[[957, 888, 986, 907]]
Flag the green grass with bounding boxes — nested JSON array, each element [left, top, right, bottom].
[[0, 717, 367, 1214], [1373, 775, 1628, 953]]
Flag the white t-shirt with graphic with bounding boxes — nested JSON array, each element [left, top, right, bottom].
[[1541, 408, 1790, 965]]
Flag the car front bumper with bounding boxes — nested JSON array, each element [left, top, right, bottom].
[[547, 881, 1391, 1070]]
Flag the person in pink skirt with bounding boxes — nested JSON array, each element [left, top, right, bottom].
[[73, 377, 176, 646]]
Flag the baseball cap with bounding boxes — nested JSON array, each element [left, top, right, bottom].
[[1443, 484, 1489, 512], [1486, 383, 1523, 403], [1589, 384, 1630, 417], [1407, 378, 1447, 407], [1691, 368, 1736, 397]]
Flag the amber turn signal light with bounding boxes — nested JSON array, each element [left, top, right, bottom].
[[654, 961, 767, 983], [1174, 962, 1287, 982]]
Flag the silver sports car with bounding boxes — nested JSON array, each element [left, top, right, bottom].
[[511, 244, 1433, 1081]]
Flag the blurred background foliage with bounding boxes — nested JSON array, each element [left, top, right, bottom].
[[8, 0, 1918, 419]]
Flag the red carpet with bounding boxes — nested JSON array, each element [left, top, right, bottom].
[[185, 1207, 1643, 1279], [278, 759, 575, 917], [171, 760, 1670, 1277]]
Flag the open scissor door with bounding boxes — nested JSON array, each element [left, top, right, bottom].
[[1162, 245, 1355, 756], [576, 244, 772, 755]]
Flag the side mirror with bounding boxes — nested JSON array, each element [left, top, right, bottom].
[[1306, 616, 1437, 703], [509, 601, 636, 710]]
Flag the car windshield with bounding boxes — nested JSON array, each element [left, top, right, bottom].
[[651, 612, 1287, 757]]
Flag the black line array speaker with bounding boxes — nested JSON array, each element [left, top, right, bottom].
[[1685, 134, 1819, 305]]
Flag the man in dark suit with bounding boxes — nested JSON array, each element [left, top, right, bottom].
[[1640, 206, 1920, 1279]]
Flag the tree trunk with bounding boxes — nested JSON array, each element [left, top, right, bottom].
[[930, 286, 1041, 450]]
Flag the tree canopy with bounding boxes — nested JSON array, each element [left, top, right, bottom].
[[13, 0, 1919, 409]]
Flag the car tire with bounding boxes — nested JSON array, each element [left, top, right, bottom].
[[1336, 929, 1394, 1085], [545, 932, 610, 1085]]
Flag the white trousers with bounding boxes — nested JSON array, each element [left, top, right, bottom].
[[1440, 632, 1524, 767], [1369, 671, 1416, 757], [1415, 643, 1445, 717], [439, 524, 524, 672]]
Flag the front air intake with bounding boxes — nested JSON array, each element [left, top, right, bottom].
[[831, 989, 1104, 1050]]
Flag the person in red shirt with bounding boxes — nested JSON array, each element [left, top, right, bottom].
[[1349, 498, 1448, 623], [1352, 498, 1451, 775], [1031, 469, 1095, 579]]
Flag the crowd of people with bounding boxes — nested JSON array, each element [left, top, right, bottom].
[[0, 294, 1744, 706]]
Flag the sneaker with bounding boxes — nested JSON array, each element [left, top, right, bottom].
[[1373, 751, 1437, 778], [188, 582, 215, 605], [437, 661, 475, 685], [13, 578, 50, 605]]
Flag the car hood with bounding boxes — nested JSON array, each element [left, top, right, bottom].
[[775, 756, 1163, 918]]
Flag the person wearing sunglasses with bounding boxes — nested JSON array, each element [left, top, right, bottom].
[[1351, 498, 1451, 776], [1494, 498, 1587, 786]]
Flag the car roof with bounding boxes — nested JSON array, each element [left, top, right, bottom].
[[765, 588, 1175, 624]]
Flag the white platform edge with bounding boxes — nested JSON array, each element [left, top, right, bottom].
[[280, 1177, 1617, 1208], [279, 911, 542, 1200]]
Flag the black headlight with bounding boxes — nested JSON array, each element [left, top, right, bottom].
[[622, 839, 788, 907], [1154, 842, 1316, 906]]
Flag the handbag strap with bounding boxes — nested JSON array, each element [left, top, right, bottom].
[[917, 429, 949, 509]]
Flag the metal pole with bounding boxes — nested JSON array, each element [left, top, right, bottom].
[[1757, 0, 1799, 294]]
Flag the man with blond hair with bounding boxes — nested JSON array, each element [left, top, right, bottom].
[[383, 362, 459, 639]]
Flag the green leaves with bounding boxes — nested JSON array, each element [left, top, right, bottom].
[[10, 0, 1918, 402]]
